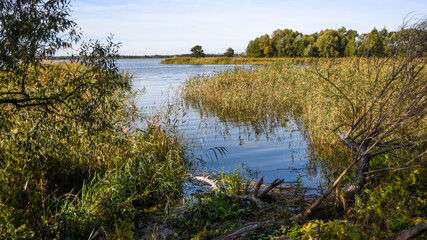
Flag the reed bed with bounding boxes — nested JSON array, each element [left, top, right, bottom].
[[161, 57, 320, 65], [181, 57, 426, 238], [183, 57, 426, 172]]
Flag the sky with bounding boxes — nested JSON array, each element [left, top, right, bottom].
[[70, 0, 427, 55]]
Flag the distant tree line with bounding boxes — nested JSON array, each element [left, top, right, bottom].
[[245, 27, 411, 58]]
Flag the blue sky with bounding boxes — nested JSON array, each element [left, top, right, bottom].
[[70, 0, 426, 55]]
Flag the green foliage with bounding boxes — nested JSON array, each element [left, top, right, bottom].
[[0, 0, 79, 69], [246, 225, 289, 240], [0, 62, 188, 238], [169, 194, 248, 239], [245, 25, 401, 58], [224, 47, 235, 57], [315, 29, 344, 57], [299, 220, 367, 240], [219, 165, 256, 195], [191, 45, 205, 58], [357, 28, 393, 57], [348, 170, 427, 237], [0, 0, 190, 238], [246, 38, 265, 57], [169, 166, 258, 239]]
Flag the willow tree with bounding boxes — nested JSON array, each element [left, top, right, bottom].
[[0, 0, 125, 125]]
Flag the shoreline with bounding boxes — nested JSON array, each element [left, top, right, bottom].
[[160, 57, 321, 65]]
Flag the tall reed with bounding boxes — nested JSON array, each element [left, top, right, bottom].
[[182, 57, 426, 237]]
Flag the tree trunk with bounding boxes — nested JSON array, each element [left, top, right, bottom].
[[337, 130, 370, 199], [345, 153, 370, 200]]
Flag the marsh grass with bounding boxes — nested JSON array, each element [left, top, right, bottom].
[[0, 62, 189, 238], [161, 57, 319, 65], [181, 57, 426, 238], [183, 57, 426, 169]]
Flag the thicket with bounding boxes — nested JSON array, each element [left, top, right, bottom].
[[0, 62, 188, 239], [182, 20, 426, 239], [0, 0, 188, 238]]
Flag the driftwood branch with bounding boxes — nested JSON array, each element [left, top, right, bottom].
[[188, 175, 219, 191], [260, 178, 285, 198], [389, 222, 427, 240], [224, 177, 284, 209], [187, 175, 284, 209], [213, 219, 282, 240]]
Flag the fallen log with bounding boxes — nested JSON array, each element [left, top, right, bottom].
[[389, 222, 427, 240], [213, 219, 282, 240]]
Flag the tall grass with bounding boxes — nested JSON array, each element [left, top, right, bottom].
[[0, 62, 188, 238]]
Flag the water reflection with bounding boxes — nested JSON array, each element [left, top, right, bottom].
[[182, 99, 323, 188], [118, 59, 327, 187]]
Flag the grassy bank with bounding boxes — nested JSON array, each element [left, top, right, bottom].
[[161, 56, 320, 65], [180, 57, 426, 238], [0, 62, 188, 238]]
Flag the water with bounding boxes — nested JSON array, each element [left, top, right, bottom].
[[117, 58, 322, 187]]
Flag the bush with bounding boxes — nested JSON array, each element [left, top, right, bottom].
[[0, 62, 188, 238]]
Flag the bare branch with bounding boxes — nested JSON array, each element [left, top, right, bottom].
[[293, 158, 359, 221]]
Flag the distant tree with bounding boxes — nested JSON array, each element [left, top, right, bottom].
[[274, 29, 299, 57], [191, 45, 205, 58], [315, 29, 343, 57], [343, 29, 358, 57], [258, 34, 274, 57], [303, 34, 319, 57], [225, 48, 234, 57], [246, 38, 264, 57], [356, 28, 393, 57]]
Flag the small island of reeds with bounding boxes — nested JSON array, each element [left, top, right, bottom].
[[161, 57, 319, 65]]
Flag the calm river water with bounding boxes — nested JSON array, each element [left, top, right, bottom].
[[117, 58, 322, 187]]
